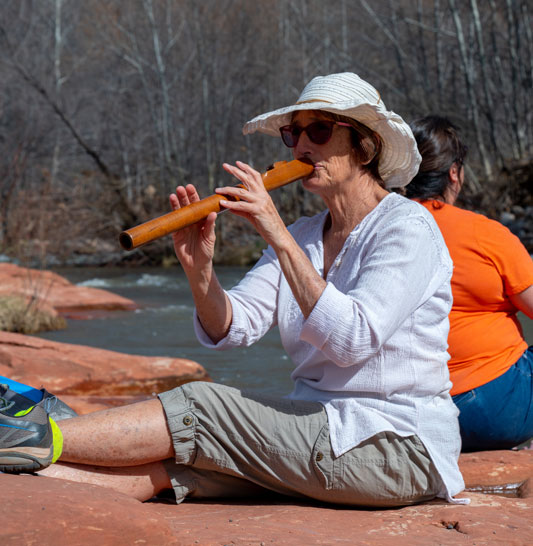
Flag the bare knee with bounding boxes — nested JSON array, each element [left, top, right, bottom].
[[59, 399, 174, 466]]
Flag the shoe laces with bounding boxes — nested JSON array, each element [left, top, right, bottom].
[[0, 384, 15, 412], [42, 395, 58, 414], [0, 397, 15, 413]]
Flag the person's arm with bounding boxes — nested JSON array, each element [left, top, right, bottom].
[[218, 161, 326, 319], [267, 230, 326, 319], [509, 284, 533, 319], [169, 184, 232, 343], [475, 215, 533, 322], [186, 261, 233, 343], [195, 246, 282, 349]]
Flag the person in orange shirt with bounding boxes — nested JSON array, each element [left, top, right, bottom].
[[406, 116, 533, 452]]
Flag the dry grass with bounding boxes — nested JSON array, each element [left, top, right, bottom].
[[0, 295, 66, 334]]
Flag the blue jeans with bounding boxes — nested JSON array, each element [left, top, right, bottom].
[[452, 347, 533, 452]]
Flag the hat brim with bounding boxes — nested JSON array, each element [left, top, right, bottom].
[[243, 100, 421, 189]]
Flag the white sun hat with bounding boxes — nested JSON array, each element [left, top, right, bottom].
[[242, 72, 421, 188]]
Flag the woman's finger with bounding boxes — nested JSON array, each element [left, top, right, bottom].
[[169, 192, 180, 211], [174, 186, 190, 208], [222, 162, 247, 183], [172, 184, 201, 210], [185, 184, 201, 203], [215, 185, 249, 201], [234, 161, 264, 189], [222, 162, 262, 188]]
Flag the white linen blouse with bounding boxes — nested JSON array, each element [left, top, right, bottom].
[[194, 192, 466, 503]]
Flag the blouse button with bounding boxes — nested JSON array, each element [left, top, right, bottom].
[[183, 415, 193, 426], [316, 451, 324, 462]]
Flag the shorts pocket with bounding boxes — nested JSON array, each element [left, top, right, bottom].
[[311, 423, 343, 491], [452, 389, 476, 410], [515, 350, 533, 379]]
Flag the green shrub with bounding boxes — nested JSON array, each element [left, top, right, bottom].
[[0, 295, 66, 334]]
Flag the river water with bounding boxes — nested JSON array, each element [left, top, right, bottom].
[[37, 266, 533, 395], [38, 267, 294, 395]]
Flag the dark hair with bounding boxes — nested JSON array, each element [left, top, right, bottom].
[[322, 112, 385, 187], [405, 116, 468, 201]]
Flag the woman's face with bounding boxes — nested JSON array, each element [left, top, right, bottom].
[[290, 110, 360, 196]]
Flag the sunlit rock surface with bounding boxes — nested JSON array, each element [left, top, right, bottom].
[[0, 331, 210, 411], [0, 474, 178, 545], [0, 263, 137, 313], [1, 450, 532, 545]]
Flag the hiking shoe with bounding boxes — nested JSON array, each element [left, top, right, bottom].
[[0, 399, 63, 473], [37, 388, 77, 422], [0, 383, 77, 422]]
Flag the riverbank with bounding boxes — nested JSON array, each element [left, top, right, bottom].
[[2, 164, 531, 270]]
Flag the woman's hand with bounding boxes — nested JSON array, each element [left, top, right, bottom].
[[169, 184, 216, 273], [219, 161, 288, 247]]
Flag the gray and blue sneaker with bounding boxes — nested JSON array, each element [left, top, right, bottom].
[[0, 383, 77, 422], [0, 395, 63, 473]]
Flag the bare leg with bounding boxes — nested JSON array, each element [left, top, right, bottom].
[[39, 460, 172, 502], [58, 399, 174, 466]]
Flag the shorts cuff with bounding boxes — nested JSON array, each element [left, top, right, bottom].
[[162, 459, 197, 504], [158, 387, 197, 465]]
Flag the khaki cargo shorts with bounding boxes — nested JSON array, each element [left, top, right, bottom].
[[158, 381, 441, 507]]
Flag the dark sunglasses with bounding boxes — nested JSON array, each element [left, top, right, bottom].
[[279, 120, 352, 148]]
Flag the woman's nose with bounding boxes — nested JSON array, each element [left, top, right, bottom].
[[293, 131, 314, 155]]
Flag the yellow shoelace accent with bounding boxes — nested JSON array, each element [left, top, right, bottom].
[[14, 406, 34, 417], [49, 418, 63, 463], [13, 406, 63, 463]]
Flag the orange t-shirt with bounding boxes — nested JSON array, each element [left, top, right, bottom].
[[420, 200, 533, 395]]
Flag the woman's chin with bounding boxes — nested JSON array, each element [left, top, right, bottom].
[[302, 175, 322, 193]]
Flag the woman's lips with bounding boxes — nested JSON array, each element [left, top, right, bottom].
[[297, 157, 315, 167]]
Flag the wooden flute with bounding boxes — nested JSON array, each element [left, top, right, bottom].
[[119, 159, 314, 250]]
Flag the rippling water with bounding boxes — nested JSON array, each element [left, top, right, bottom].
[[37, 266, 533, 395], [37, 267, 294, 395]]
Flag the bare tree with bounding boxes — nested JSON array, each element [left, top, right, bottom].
[[0, 0, 531, 262]]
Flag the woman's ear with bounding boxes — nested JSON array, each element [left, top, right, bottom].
[[445, 162, 464, 204], [449, 163, 465, 190], [359, 137, 377, 165], [449, 162, 461, 184]]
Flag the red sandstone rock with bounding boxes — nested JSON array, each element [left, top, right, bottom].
[[144, 450, 533, 545], [0, 474, 178, 545], [147, 493, 533, 545], [2, 455, 532, 546], [59, 394, 155, 415], [0, 263, 136, 313], [0, 331, 210, 405], [460, 449, 533, 495]]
